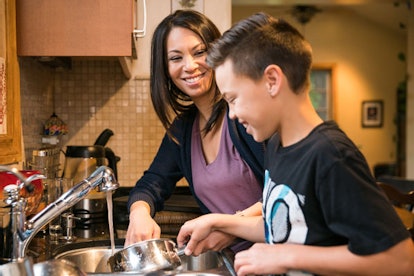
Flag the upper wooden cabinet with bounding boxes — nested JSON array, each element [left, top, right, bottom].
[[0, 0, 23, 164], [16, 0, 133, 56]]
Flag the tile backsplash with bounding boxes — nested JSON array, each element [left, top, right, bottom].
[[19, 57, 170, 187]]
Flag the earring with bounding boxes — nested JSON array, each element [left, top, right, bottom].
[[168, 79, 172, 91]]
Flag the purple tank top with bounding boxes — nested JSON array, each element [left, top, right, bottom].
[[191, 115, 262, 214]]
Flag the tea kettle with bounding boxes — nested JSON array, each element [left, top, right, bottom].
[[61, 129, 120, 238], [62, 145, 109, 184], [61, 129, 119, 183]]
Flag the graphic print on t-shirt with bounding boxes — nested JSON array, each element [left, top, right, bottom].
[[263, 170, 308, 244]]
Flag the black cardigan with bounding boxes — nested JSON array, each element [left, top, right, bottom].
[[127, 109, 265, 216]]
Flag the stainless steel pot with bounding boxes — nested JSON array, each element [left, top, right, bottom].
[[107, 238, 184, 273]]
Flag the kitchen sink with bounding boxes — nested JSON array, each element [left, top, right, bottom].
[[52, 239, 235, 275]]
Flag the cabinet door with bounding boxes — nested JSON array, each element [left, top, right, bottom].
[[16, 0, 133, 56], [133, 0, 171, 78], [0, 0, 23, 164]]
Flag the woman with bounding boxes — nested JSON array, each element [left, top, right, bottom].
[[125, 10, 264, 254]]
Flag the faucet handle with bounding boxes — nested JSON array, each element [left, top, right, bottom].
[[3, 184, 20, 204]]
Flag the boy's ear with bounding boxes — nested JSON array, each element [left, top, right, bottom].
[[264, 65, 282, 96]]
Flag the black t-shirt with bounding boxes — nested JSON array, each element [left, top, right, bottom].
[[263, 121, 410, 255]]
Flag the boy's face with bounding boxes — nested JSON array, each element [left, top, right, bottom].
[[215, 59, 277, 142]]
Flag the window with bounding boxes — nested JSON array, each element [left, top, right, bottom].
[[310, 66, 334, 121]]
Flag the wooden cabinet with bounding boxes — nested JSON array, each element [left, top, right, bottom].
[[0, 0, 23, 164], [16, 0, 133, 56]]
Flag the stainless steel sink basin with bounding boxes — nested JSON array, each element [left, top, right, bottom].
[[55, 246, 116, 274], [52, 240, 235, 276]]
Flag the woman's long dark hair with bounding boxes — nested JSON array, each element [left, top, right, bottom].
[[150, 9, 226, 139]]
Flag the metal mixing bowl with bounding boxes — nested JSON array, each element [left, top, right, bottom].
[[107, 238, 182, 273]]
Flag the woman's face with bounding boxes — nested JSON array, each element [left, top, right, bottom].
[[166, 27, 214, 100]]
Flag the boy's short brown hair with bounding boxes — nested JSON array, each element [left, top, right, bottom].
[[207, 12, 313, 94]]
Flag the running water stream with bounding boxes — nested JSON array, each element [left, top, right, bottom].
[[106, 191, 116, 255]]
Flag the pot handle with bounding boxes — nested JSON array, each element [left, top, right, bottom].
[[176, 246, 186, 256]]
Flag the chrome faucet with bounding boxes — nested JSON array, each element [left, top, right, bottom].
[[0, 166, 119, 264]]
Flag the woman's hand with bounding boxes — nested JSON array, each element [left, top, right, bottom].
[[124, 201, 161, 247]]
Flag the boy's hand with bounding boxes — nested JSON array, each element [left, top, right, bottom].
[[177, 214, 222, 255], [235, 243, 289, 276], [181, 230, 236, 256]]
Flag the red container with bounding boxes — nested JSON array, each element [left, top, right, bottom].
[[0, 170, 44, 216]]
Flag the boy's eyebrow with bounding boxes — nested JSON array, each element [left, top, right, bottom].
[[221, 92, 231, 101]]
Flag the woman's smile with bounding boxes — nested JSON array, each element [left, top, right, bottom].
[[182, 72, 206, 84]]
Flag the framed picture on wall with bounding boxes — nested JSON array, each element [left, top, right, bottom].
[[362, 100, 383, 128]]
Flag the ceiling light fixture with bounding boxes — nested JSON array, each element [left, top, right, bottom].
[[291, 5, 321, 25]]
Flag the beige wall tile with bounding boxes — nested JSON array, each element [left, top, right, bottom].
[[20, 58, 170, 187]]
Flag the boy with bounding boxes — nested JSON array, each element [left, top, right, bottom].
[[177, 12, 414, 276]]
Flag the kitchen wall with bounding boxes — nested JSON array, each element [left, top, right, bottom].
[[19, 58, 54, 152], [20, 57, 166, 187], [19, 6, 409, 187]]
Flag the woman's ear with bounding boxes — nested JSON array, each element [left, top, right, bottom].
[[264, 65, 282, 97]]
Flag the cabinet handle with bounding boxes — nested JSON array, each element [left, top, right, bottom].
[[134, 0, 147, 39]]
